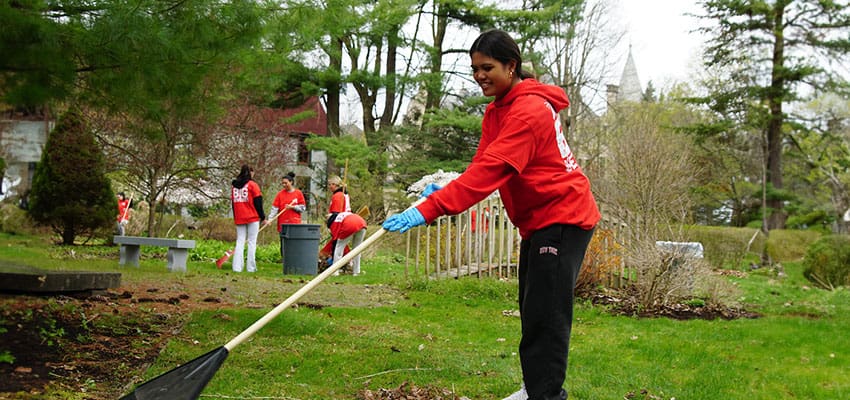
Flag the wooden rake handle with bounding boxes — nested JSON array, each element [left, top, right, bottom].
[[224, 197, 426, 351]]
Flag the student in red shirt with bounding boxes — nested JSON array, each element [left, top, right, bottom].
[[383, 29, 600, 400], [327, 175, 350, 214], [265, 172, 307, 230], [265, 172, 306, 260], [231, 164, 265, 273], [326, 211, 367, 276], [116, 192, 131, 236], [322, 175, 349, 259]]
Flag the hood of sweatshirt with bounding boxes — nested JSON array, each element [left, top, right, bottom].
[[232, 178, 250, 189], [493, 78, 569, 112]]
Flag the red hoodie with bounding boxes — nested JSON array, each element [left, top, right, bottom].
[[416, 79, 600, 239]]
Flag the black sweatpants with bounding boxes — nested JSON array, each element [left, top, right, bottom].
[[518, 224, 595, 400]]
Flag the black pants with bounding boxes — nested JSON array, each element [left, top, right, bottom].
[[518, 224, 595, 400]]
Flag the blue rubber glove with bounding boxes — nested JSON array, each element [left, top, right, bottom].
[[422, 183, 442, 198], [382, 208, 426, 233]]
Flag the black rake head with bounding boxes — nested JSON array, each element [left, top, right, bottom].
[[120, 346, 229, 400]]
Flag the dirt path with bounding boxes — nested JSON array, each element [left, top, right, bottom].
[[0, 275, 403, 399]]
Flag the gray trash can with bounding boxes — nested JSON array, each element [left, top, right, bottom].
[[280, 224, 320, 275]]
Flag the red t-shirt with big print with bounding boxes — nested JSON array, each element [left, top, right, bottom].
[[232, 180, 262, 225]]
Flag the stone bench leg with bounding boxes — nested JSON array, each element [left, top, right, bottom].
[[119, 245, 141, 267], [167, 248, 189, 272]]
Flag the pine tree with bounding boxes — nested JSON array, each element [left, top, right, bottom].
[[696, 0, 850, 230], [28, 109, 116, 244]]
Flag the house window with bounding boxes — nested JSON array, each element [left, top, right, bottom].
[[296, 134, 310, 165]]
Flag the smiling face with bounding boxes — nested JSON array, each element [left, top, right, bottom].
[[471, 51, 517, 100]]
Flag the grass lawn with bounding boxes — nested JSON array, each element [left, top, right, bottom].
[[1, 231, 849, 399]]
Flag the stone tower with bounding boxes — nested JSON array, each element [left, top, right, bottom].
[[618, 46, 643, 102], [606, 45, 643, 105]]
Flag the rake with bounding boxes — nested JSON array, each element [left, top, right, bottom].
[[121, 199, 424, 399]]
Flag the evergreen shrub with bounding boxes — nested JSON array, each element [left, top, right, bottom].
[[28, 109, 115, 244], [802, 235, 850, 289]]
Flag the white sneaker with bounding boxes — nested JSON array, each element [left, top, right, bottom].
[[502, 384, 528, 400]]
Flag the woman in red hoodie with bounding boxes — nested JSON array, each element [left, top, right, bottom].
[[326, 211, 366, 276], [231, 164, 265, 273], [383, 29, 600, 400]]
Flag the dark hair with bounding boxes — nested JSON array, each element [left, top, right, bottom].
[[283, 172, 296, 183], [117, 192, 125, 198], [326, 212, 338, 228], [237, 164, 253, 181], [469, 29, 534, 79]]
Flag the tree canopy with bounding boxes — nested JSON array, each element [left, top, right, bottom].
[[693, 0, 850, 230]]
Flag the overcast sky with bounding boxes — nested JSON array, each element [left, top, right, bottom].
[[612, 0, 709, 90], [340, 1, 713, 127]]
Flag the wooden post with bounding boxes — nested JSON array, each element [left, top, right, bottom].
[[445, 216, 452, 271], [425, 224, 431, 278], [508, 220, 519, 277], [415, 226, 421, 277], [405, 230, 410, 279], [436, 218, 441, 279], [498, 205, 505, 277], [487, 198, 494, 277]]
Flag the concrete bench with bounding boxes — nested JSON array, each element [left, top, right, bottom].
[[113, 236, 196, 272]]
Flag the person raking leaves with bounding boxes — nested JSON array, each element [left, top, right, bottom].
[[383, 29, 600, 400]]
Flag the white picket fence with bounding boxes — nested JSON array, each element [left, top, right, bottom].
[[402, 197, 521, 279], [402, 198, 627, 284]]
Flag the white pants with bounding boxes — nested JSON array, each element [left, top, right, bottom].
[[334, 228, 366, 275], [233, 221, 259, 272]]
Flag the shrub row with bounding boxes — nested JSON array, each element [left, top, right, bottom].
[[802, 235, 850, 289]]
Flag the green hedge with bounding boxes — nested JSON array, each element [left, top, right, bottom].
[[685, 226, 821, 269], [802, 234, 850, 289]]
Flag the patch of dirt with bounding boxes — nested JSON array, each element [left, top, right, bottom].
[[589, 286, 761, 320], [0, 281, 238, 399], [0, 276, 403, 399], [623, 388, 670, 399], [358, 381, 471, 400]]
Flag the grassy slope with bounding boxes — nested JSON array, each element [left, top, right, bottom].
[[156, 248, 849, 399], [1, 229, 848, 399]]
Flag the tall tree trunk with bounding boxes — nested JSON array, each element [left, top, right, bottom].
[[425, 6, 447, 111], [326, 38, 343, 137], [766, 3, 787, 230], [370, 27, 401, 217], [352, 37, 380, 135], [146, 183, 158, 237], [380, 26, 398, 130], [62, 227, 75, 245]]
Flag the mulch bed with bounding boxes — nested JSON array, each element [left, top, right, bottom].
[[0, 290, 189, 398], [589, 285, 761, 320]]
